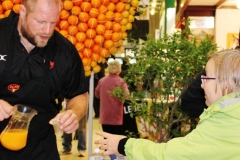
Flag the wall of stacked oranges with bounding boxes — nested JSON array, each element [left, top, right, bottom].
[[0, 0, 139, 76]]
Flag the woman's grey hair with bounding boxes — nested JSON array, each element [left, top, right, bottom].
[[208, 49, 240, 94], [108, 60, 121, 74]]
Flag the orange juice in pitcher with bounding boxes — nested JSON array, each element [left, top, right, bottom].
[[0, 129, 28, 151], [0, 104, 37, 151]]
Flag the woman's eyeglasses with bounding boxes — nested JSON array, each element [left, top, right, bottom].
[[201, 75, 216, 84]]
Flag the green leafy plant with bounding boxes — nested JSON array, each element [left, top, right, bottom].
[[121, 20, 217, 142]]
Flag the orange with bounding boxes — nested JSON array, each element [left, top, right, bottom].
[[92, 44, 102, 53], [97, 56, 103, 63], [109, 46, 118, 54], [91, 53, 100, 61], [100, 0, 110, 6], [68, 15, 79, 25], [126, 22, 132, 30], [59, 30, 68, 38], [121, 10, 129, 18], [104, 39, 113, 49], [128, 14, 134, 22], [85, 70, 92, 77], [114, 12, 122, 23], [112, 32, 121, 42], [12, 0, 22, 4], [4, 10, 11, 17], [114, 38, 123, 47], [86, 29, 97, 39], [75, 42, 85, 52], [96, 24, 105, 35], [112, 23, 122, 32], [111, 0, 119, 3], [2, 0, 13, 10], [83, 48, 93, 57], [91, 60, 97, 67], [71, 6, 81, 15], [68, 26, 78, 36], [0, 5, 3, 14], [131, 0, 139, 8], [79, 12, 90, 22], [91, 0, 101, 8], [122, 31, 127, 39], [129, 7, 135, 15], [97, 13, 107, 24], [84, 39, 95, 48], [13, 4, 20, 13], [67, 35, 77, 45], [72, 0, 83, 6], [79, 51, 84, 59], [87, 17, 98, 29], [63, 0, 73, 10], [82, 57, 91, 66], [84, 65, 91, 71], [104, 21, 113, 30], [100, 48, 110, 58], [107, 2, 115, 11], [98, 5, 107, 14], [59, 20, 69, 30], [115, 2, 125, 12], [105, 11, 114, 21], [0, 14, 5, 19], [121, 25, 126, 32], [78, 22, 89, 32], [59, 9, 70, 20], [120, 18, 128, 25], [125, 3, 130, 10], [101, 57, 106, 63], [93, 65, 101, 73], [89, 8, 99, 18], [54, 26, 60, 32], [94, 35, 104, 45], [103, 30, 113, 40], [76, 32, 87, 42], [81, 2, 91, 12]]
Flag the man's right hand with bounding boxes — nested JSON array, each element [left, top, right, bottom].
[[0, 100, 15, 121]]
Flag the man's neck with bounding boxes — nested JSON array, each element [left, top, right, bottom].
[[20, 36, 35, 53]]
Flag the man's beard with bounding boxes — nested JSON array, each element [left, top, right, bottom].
[[20, 21, 50, 48]]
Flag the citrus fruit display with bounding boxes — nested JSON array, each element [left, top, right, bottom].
[[0, 0, 138, 76]]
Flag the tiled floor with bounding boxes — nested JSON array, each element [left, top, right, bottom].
[[58, 118, 103, 160]]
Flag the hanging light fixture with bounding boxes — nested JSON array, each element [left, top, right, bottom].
[[237, 0, 240, 9], [151, 0, 157, 8], [150, 8, 155, 15]]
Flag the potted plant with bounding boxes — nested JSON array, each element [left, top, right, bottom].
[[114, 21, 217, 142]]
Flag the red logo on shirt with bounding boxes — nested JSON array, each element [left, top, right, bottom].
[[50, 61, 54, 69], [8, 84, 20, 93]]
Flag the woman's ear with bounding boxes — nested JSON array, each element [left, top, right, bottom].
[[223, 80, 230, 95]]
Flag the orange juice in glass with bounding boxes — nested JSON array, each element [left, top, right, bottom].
[[0, 129, 28, 151]]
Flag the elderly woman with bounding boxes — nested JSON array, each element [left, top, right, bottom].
[[95, 60, 130, 135], [95, 50, 240, 160]]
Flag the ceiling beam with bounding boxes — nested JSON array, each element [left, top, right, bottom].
[[216, 0, 227, 8]]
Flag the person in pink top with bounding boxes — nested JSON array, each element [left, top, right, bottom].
[[95, 60, 130, 135]]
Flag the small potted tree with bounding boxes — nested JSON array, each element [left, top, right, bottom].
[[117, 21, 217, 142]]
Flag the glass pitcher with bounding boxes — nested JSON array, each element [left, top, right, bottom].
[[0, 104, 37, 151]]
